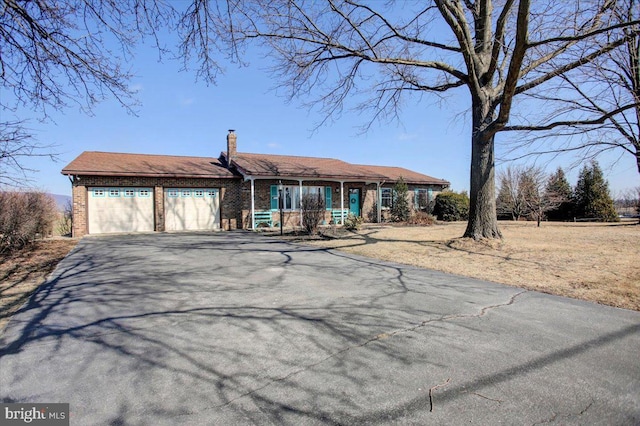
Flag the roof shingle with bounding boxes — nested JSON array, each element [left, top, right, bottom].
[[61, 151, 237, 178], [225, 152, 449, 185], [62, 151, 449, 187], [225, 152, 387, 181], [354, 164, 449, 186]]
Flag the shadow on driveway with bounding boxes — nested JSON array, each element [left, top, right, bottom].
[[1, 232, 639, 425]]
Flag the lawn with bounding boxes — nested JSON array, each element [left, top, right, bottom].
[[305, 221, 640, 311]]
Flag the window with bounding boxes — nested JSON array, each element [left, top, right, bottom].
[[282, 186, 299, 210], [301, 186, 325, 208], [181, 189, 191, 197], [414, 188, 434, 211], [275, 185, 324, 210], [93, 189, 105, 197], [168, 189, 179, 198], [206, 190, 217, 197], [124, 189, 135, 197], [109, 189, 120, 197], [138, 189, 150, 197], [381, 188, 393, 209], [302, 186, 323, 197], [194, 190, 204, 197]]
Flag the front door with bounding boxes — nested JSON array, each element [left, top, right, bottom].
[[349, 189, 360, 216]]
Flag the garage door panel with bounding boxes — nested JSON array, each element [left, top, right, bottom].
[[165, 188, 220, 231], [88, 188, 154, 234]]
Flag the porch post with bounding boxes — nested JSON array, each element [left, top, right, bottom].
[[377, 182, 381, 223], [299, 179, 303, 226], [340, 181, 345, 224], [250, 177, 255, 230]]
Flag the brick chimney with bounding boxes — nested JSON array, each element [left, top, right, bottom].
[[227, 129, 237, 164]]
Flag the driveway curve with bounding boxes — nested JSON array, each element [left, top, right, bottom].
[[1, 232, 638, 425]]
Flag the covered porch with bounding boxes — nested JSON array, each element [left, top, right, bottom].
[[244, 177, 384, 230]]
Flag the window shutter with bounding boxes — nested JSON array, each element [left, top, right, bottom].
[[270, 185, 278, 210], [414, 190, 418, 209], [325, 187, 332, 210]]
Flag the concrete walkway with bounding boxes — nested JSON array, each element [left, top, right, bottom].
[[1, 232, 638, 425]]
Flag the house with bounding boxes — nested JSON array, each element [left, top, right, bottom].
[[61, 131, 449, 237]]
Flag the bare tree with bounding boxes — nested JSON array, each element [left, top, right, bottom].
[[0, 121, 55, 187], [0, 191, 58, 252], [0, 0, 179, 185], [0, 1, 178, 118], [188, 0, 638, 239], [497, 165, 565, 225], [300, 192, 325, 235], [57, 199, 74, 236], [503, 0, 640, 174], [520, 167, 565, 227], [497, 165, 530, 221]]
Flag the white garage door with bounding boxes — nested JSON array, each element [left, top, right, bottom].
[[164, 188, 220, 231], [88, 187, 154, 234]]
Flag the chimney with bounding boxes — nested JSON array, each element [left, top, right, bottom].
[[226, 129, 237, 163]]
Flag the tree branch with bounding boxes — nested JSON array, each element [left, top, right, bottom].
[[503, 103, 638, 131]]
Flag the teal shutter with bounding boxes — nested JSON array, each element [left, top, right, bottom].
[[270, 185, 278, 210], [325, 187, 332, 210]]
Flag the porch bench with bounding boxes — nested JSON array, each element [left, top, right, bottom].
[[253, 211, 273, 228], [331, 209, 349, 224]]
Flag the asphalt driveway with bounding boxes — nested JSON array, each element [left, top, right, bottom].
[[1, 232, 638, 425]]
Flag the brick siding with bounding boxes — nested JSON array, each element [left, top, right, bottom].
[[70, 175, 447, 236], [71, 175, 242, 237]]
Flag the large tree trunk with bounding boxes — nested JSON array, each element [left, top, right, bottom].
[[464, 101, 502, 240]]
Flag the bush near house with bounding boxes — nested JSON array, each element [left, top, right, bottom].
[[0, 191, 58, 253], [407, 211, 436, 225], [391, 177, 411, 222], [301, 193, 325, 235], [344, 213, 364, 231], [433, 191, 470, 222]]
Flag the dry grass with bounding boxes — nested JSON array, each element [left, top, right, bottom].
[[0, 239, 78, 332], [307, 221, 640, 311]]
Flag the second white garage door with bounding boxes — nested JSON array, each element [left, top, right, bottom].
[[164, 188, 220, 231]]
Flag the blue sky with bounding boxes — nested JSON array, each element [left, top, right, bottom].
[[7, 38, 639, 198]]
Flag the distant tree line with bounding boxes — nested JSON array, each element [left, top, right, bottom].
[[410, 159, 628, 225], [496, 160, 619, 224]]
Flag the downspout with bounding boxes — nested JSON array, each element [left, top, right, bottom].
[[377, 182, 381, 223], [299, 179, 303, 227]]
